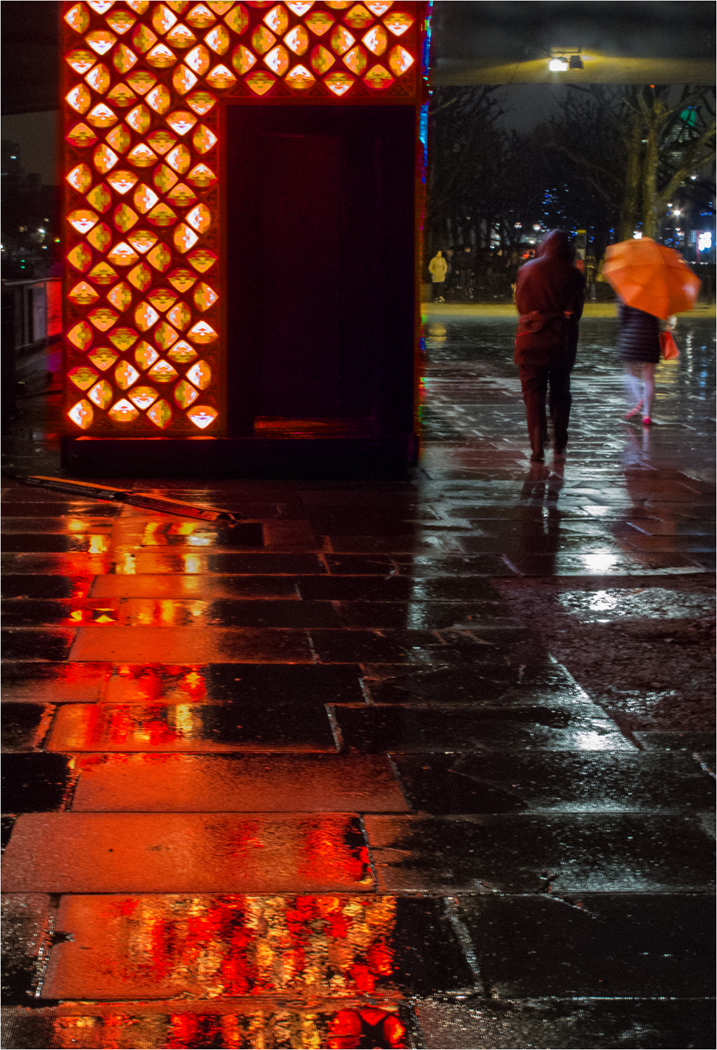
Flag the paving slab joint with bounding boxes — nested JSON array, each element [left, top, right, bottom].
[[444, 897, 492, 999]]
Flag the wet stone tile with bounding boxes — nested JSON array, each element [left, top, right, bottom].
[[1, 629, 74, 662], [1, 553, 113, 576], [3, 814, 373, 894], [90, 574, 301, 599], [1, 600, 121, 628], [312, 630, 440, 664], [68, 626, 313, 664], [138, 522, 265, 548], [635, 731, 717, 751], [2, 816, 17, 852], [298, 575, 414, 601], [364, 813, 716, 893], [2, 754, 74, 813], [71, 754, 407, 813], [1, 663, 107, 704], [363, 662, 586, 706], [392, 752, 714, 814], [123, 552, 325, 576], [337, 602, 521, 630], [0, 500, 120, 517], [41, 893, 472, 1002], [102, 663, 365, 706], [1, 575, 94, 600], [457, 893, 715, 999], [196, 599, 342, 628], [1, 705, 55, 753], [333, 706, 628, 753], [47, 703, 336, 752], [415, 996, 716, 1050], [1, 894, 52, 1006], [0, 534, 110, 554], [1, 1004, 414, 1049]]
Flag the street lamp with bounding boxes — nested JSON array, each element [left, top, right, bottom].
[[549, 48, 583, 71]]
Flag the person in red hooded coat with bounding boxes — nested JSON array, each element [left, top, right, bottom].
[[514, 230, 585, 463]]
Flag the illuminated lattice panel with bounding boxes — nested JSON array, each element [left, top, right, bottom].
[[62, 1, 423, 435]]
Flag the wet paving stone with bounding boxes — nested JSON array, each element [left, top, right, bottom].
[[101, 663, 365, 705], [1, 1003, 413, 1049], [364, 813, 715, 893], [39, 893, 473, 1001], [97, 662, 361, 706], [1, 599, 120, 628], [1, 316, 714, 1045], [119, 552, 325, 575], [2, 754, 74, 813], [312, 629, 441, 664], [458, 893, 715, 999], [635, 731, 716, 751], [1, 705, 55, 752], [3, 814, 373, 893], [363, 661, 585, 705], [1, 575, 94, 600], [392, 752, 716, 814], [0, 500, 120, 517], [1, 553, 113, 576], [0, 534, 111, 554], [90, 573, 302, 599], [68, 626, 313, 664], [337, 601, 522, 630], [47, 703, 336, 752], [1, 629, 74, 662], [333, 705, 629, 753], [1, 894, 51, 1006], [1, 663, 107, 704], [415, 996, 716, 1049], [70, 754, 408, 812]]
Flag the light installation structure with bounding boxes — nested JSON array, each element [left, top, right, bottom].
[[62, 1, 426, 440]]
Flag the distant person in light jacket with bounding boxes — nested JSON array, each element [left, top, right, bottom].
[[514, 230, 585, 464], [428, 250, 447, 302]]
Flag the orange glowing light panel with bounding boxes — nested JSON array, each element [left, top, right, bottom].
[[62, 1, 423, 436]]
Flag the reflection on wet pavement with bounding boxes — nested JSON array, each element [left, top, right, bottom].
[[2, 315, 714, 1048]]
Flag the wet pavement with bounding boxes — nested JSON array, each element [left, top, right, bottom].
[[2, 313, 715, 1048]]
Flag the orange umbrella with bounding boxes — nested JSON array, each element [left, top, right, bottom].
[[603, 237, 701, 319]]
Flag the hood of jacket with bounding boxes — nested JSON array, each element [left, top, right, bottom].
[[535, 230, 574, 262]]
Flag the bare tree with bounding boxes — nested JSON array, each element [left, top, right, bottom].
[[541, 85, 716, 241]]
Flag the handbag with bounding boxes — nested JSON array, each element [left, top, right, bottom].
[[660, 330, 680, 360]]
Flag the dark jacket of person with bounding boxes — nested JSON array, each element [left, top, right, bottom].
[[514, 231, 585, 368], [617, 300, 661, 364]]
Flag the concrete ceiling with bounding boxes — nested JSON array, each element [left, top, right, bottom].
[[1, 1, 714, 115]]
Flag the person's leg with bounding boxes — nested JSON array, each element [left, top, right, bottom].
[[642, 362, 656, 423], [623, 363, 643, 417], [548, 366, 572, 453], [519, 365, 549, 461]]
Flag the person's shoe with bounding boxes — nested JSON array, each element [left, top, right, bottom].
[[642, 416, 652, 426], [624, 401, 643, 420]]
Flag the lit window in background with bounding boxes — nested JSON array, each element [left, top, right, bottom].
[[62, 1, 423, 436]]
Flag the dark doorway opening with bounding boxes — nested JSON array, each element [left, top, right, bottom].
[[225, 105, 416, 440]]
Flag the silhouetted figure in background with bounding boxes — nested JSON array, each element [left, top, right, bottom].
[[455, 246, 473, 299], [514, 230, 585, 463]]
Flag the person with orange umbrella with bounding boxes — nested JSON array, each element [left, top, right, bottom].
[[603, 237, 701, 426]]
